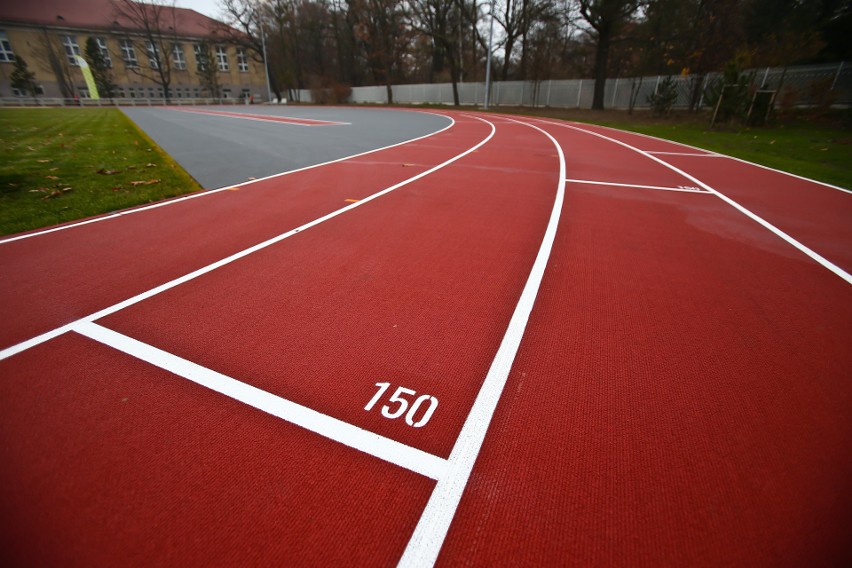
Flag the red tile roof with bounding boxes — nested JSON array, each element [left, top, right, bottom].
[[0, 0, 231, 38]]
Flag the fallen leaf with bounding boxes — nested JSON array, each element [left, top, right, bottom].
[[26, 146, 37, 151], [96, 168, 122, 175], [45, 175, 59, 180], [49, 167, 59, 171], [129, 179, 160, 186], [37, 159, 52, 163], [145, 163, 157, 168], [41, 187, 72, 199]]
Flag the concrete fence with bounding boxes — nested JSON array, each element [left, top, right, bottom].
[[296, 62, 850, 110]]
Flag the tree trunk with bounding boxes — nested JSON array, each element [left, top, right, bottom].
[[591, 24, 611, 110], [448, 49, 460, 105]]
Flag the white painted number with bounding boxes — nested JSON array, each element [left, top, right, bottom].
[[364, 382, 390, 411], [365, 383, 438, 428], [406, 394, 438, 428]]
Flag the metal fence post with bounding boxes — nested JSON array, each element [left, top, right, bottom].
[[577, 79, 582, 108], [831, 61, 844, 90]]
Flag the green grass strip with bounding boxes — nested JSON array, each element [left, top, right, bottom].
[[487, 107, 852, 190], [0, 108, 201, 237]]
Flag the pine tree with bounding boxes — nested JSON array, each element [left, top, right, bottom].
[[10, 56, 38, 98], [85, 37, 118, 100]]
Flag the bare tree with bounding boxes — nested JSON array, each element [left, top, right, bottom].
[[577, 0, 644, 110], [33, 30, 76, 99], [216, 0, 265, 60], [350, 0, 409, 103], [111, 0, 180, 101], [409, 0, 463, 103]]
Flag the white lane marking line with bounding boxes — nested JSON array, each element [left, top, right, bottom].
[[0, 118, 496, 362], [165, 107, 351, 126], [586, 123, 852, 195], [72, 321, 447, 480], [398, 115, 566, 567], [0, 114, 456, 245], [565, 178, 711, 194], [540, 119, 852, 285], [645, 151, 721, 157]]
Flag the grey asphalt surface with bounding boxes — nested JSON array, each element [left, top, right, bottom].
[[120, 106, 452, 189]]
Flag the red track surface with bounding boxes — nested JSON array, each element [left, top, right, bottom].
[[1, 109, 850, 566]]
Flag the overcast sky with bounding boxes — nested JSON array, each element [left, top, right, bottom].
[[176, 0, 223, 19]]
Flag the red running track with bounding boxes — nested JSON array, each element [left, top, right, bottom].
[[1, 108, 850, 566]]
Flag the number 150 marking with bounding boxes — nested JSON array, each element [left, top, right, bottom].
[[364, 382, 438, 428]]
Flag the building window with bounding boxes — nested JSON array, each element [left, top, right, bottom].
[[120, 39, 137, 67], [0, 31, 15, 62], [172, 44, 186, 70], [147, 42, 159, 69], [62, 35, 81, 65], [236, 48, 248, 72], [215, 46, 228, 71], [95, 37, 112, 67], [193, 43, 207, 71], [128, 87, 136, 98], [222, 88, 231, 98]]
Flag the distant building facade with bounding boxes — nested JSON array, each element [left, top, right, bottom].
[[0, 0, 268, 101]]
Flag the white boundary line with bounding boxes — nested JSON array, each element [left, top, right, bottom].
[[73, 321, 447, 479], [0, 117, 497, 361], [166, 107, 352, 126], [0, 113, 456, 245], [398, 115, 566, 567], [583, 122, 852, 195], [539, 118, 852, 285], [565, 178, 711, 194], [646, 151, 720, 157]]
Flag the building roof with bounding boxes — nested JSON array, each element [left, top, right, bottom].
[[0, 0, 229, 38]]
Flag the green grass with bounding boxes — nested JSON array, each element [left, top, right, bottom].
[[593, 117, 852, 190], [0, 108, 201, 236], [484, 106, 852, 189]]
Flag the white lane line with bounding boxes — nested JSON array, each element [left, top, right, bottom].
[[72, 321, 447, 480], [539, 119, 852, 285], [0, 118, 497, 362], [646, 151, 720, 157], [398, 115, 566, 567], [0, 114, 456, 245], [565, 178, 712, 194], [586, 123, 852, 195]]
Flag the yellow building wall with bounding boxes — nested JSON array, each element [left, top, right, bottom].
[[0, 24, 267, 101]]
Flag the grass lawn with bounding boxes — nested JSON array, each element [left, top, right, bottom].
[[491, 106, 852, 190], [0, 108, 201, 237]]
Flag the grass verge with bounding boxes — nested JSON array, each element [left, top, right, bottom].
[[0, 108, 201, 237], [485, 106, 852, 189]]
